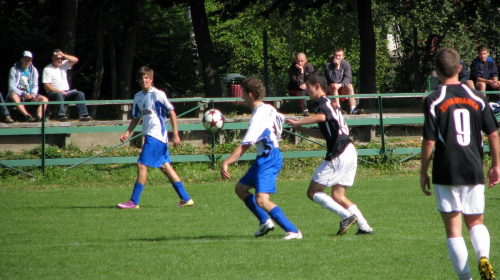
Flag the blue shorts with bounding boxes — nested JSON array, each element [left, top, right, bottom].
[[138, 135, 171, 168], [239, 148, 283, 194]]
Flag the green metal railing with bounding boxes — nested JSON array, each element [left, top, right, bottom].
[[1, 91, 499, 177]]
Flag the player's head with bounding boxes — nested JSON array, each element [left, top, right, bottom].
[[477, 45, 489, 62], [434, 48, 461, 78], [136, 66, 154, 90], [241, 77, 266, 100]]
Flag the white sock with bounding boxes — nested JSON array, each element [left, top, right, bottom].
[[347, 205, 371, 231], [447, 237, 471, 280], [350, 106, 356, 112], [312, 192, 350, 219], [470, 224, 490, 262]]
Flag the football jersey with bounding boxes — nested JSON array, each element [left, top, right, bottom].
[[132, 87, 174, 143], [241, 103, 284, 156], [314, 96, 352, 160], [423, 84, 499, 185]]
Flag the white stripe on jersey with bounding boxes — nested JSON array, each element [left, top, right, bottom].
[[430, 85, 448, 118], [241, 103, 282, 156], [462, 84, 486, 110]]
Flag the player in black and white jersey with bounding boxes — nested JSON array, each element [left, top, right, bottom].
[[286, 71, 373, 236], [420, 48, 499, 280]]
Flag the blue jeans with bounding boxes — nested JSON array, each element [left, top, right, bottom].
[[0, 93, 10, 118], [46, 90, 89, 117]]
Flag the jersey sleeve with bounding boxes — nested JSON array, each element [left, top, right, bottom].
[[422, 97, 437, 140]]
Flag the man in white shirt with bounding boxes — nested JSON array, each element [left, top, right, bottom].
[[42, 49, 91, 121]]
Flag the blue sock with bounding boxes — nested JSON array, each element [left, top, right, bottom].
[[269, 206, 298, 233], [243, 194, 269, 224], [131, 182, 144, 205], [172, 181, 190, 201]]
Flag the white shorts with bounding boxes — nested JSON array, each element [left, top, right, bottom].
[[434, 184, 485, 214], [312, 143, 357, 187]]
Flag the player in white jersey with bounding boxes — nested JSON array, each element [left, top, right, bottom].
[[420, 48, 499, 280], [116, 66, 193, 209], [221, 78, 302, 240], [286, 71, 373, 236]]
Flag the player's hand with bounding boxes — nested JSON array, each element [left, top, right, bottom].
[[120, 132, 129, 142], [285, 118, 300, 129], [221, 163, 231, 179], [420, 174, 432, 196], [172, 134, 181, 147], [487, 166, 500, 188]]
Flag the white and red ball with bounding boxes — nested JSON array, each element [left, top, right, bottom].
[[202, 109, 225, 133]]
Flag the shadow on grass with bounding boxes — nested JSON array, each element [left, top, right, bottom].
[[132, 235, 256, 242]]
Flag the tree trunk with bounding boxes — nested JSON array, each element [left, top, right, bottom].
[[189, 0, 222, 97], [116, 0, 139, 103], [57, 0, 78, 85], [356, 0, 377, 109], [91, 16, 104, 118]]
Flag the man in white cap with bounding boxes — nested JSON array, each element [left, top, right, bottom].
[[7, 50, 48, 122]]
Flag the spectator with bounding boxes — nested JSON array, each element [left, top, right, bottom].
[[470, 45, 499, 96], [459, 59, 475, 90], [324, 48, 363, 114], [287, 52, 314, 116], [42, 49, 92, 122], [7, 51, 48, 122], [0, 93, 14, 124]]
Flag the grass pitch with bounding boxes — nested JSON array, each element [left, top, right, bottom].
[[1, 165, 499, 279]]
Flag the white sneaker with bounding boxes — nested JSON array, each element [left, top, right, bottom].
[[282, 231, 303, 240], [255, 219, 275, 237]]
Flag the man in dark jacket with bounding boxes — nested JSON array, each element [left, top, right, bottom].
[[287, 53, 314, 116], [470, 45, 499, 97]]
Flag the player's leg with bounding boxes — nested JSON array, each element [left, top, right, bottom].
[[308, 181, 350, 218], [161, 162, 193, 207], [441, 211, 472, 280], [8, 94, 31, 119], [117, 162, 147, 209], [256, 192, 300, 239], [236, 182, 273, 236]]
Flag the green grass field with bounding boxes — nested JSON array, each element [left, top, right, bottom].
[[1, 164, 499, 279]]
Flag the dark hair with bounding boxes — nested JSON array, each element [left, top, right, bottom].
[[52, 49, 62, 57], [241, 77, 266, 100], [305, 71, 327, 91], [136, 66, 154, 80], [434, 48, 460, 78], [477, 45, 489, 53], [333, 48, 344, 54]]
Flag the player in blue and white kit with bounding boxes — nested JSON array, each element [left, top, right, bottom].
[[221, 78, 302, 240], [420, 48, 499, 280], [116, 66, 193, 209], [286, 71, 373, 236]]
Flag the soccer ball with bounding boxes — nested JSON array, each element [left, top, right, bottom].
[[202, 109, 225, 133]]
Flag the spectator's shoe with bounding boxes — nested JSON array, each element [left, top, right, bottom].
[[34, 115, 43, 122], [351, 107, 366, 115], [255, 219, 275, 237], [336, 214, 358, 236], [282, 231, 303, 240], [355, 228, 374, 235], [58, 115, 68, 122], [25, 115, 34, 122], [79, 115, 92, 121], [177, 199, 194, 207], [116, 200, 139, 209], [2, 115, 14, 123], [302, 109, 310, 117], [479, 257, 496, 280]]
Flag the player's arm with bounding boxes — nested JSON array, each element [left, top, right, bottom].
[[169, 109, 181, 147], [120, 118, 140, 142], [420, 138, 435, 196], [285, 114, 327, 139], [486, 131, 499, 188], [221, 144, 251, 179]]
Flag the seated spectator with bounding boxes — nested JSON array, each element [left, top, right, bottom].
[[459, 59, 475, 89], [324, 48, 363, 114], [7, 51, 48, 122], [0, 93, 14, 124], [42, 49, 92, 122], [287, 52, 314, 116], [470, 45, 499, 96]]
